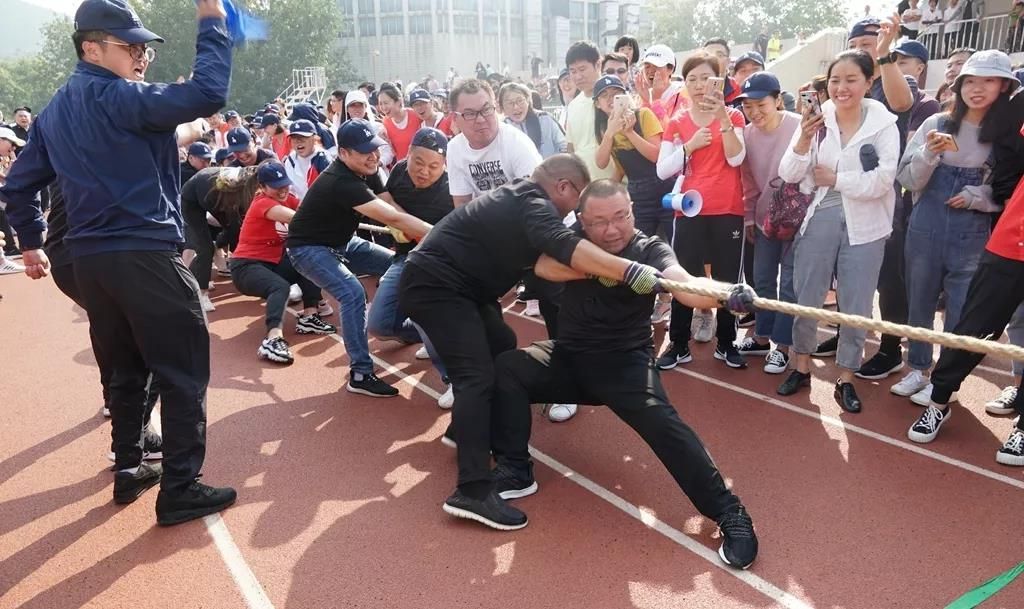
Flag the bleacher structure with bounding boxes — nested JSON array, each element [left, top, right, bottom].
[[277, 67, 327, 112]]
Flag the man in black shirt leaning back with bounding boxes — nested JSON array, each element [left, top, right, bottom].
[[490, 179, 758, 569], [399, 157, 757, 533]]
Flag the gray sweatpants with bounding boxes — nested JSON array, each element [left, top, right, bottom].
[[792, 203, 887, 371]]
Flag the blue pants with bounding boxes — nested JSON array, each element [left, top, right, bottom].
[[288, 237, 393, 375], [752, 230, 795, 347], [905, 164, 991, 371]]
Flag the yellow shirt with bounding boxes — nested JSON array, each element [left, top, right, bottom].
[[565, 92, 616, 180]]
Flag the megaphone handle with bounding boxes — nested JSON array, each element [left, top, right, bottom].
[[672, 175, 684, 195]]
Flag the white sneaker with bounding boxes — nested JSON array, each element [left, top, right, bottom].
[[651, 295, 672, 324], [199, 292, 216, 313], [415, 346, 430, 360], [909, 384, 958, 407], [213, 249, 231, 276], [524, 300, 541, 317], [985, 386, 1018, 415], [546, 403, 578, 422], [0, 257, 25, 275], [693, 310, 714, 343], [908, 404, 951, 443], [437, 384, 454, 409], [997, 429, 1024, 466], [891, 370, 930, 397], [763, 349, 789, 375], [317, 299, 334, 317]]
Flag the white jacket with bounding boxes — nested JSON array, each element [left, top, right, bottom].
[[778, 98, 900, 246]]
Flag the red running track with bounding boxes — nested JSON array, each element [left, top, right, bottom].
[[1, 272, 1022, 609]]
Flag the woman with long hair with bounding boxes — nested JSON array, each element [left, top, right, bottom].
[[499, 82, 566, 158], [556, 68, 579, 129], [326, 89, 348, 133], [378, 82, 423, 164], [259, 114, 291, 161], [614, 35, 642, 86], [775, 50, 901, 413], [894, 51, 1018, 423], [655, 52, 747, 370]]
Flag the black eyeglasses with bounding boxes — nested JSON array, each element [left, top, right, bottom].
[[99, 40, 156, 63], [455, 105, 496, 122]]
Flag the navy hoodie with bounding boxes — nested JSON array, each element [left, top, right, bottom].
[[0, 18, 232, 257]]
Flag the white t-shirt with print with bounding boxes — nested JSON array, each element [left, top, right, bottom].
[[447, 122, 543, 199]]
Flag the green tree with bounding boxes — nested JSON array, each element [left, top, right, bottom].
[[0, 16, 75, 114]]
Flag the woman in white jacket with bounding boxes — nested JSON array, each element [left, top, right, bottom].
[[775, 50, 901, 413]]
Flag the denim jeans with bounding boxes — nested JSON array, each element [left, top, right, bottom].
[[368, 254, 448, 379], [288, 236, 394, 375], [752, 230, 795, 347], [905, 164, 990, 371]]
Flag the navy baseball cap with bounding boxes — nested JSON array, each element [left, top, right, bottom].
[[409, 89, 432, 104], [592, 75, 626, 99], [226, 127, 253, 153], [893, 40, 930, 64], [214, 148, 231, 164], [288, 119, 317, 137], [734, 72, 781, 100], [74, 0, 164, 44], [257, 161, 292, 189], [410, 127, 448, 155], [260, 113, 280, 126], [849, 17, 880, 40], [735, 51, 766, 69], [225, 110, 240, 120], [337, 119, 387, 153], [187, 141, 213, 159], [432, 88, 449, 99]]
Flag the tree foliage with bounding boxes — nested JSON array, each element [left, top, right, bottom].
[[0, 0, 359, 116], [647, 0, 850, 51]]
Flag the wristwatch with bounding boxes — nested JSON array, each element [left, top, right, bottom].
[[877, 52, 897, 66]]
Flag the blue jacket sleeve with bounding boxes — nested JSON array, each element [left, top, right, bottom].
[[0, 128, 54, 250], [106, 18, 233, 133]]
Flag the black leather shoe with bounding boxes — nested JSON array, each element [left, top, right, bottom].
[[834, 380, 862, 413], [777, 371, 811, 396]]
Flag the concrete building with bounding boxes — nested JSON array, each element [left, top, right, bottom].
[[337, 0, 644, 85]]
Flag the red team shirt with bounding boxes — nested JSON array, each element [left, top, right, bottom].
[[233, 192, 301, 263], [987, 176, 1024, 262], [663, 107, 746, 217], [383, 111, 423, 162]]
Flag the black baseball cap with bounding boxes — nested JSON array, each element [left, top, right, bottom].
[[410, 127, 448, 156], [187, 142, 214, 160], [74, 0, 164, 44], [337, 119, 387, 153]]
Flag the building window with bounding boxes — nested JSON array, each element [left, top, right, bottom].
[[380, 0, 402, 12], [569, 1, 583, 19], [436, 0, 448, 10], [359, 16, 376, 36], [483, 18, 499, 34], [570, 21, 583, 40], [408, 0, 430, 10], [410, 14, 432, 33], [509, 0, 521, 13], [438, 13, 448, 31], [454, 13, 477, 33], [453, 0, 476, 11], [381, 15, 404, 35], [339, 19, 356, 37], [588, 2, 598, 21], [587, 21, 598, 41], [338, 0, 354, 14], [358, 0, 375, 13], [510, 18, 523, 36]]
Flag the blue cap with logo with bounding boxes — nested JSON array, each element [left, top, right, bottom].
[[288, 119, 317, 138], [260, 113, 280, 127], [226, 127, 253, 153], [591, 74, 627, 99], [74, 0, 164, 44], [214, 148, 232, 164], [257, 161, 292, 189], [409, 89, 432, 104], [848, 17, 880, 40], [410, 127, 448, 155], [187, 141, 213, 160], [735, 51, 766, 69], [337, 119, 387, 153], [734, 72, 782, 100], [893, 40, 930, 64], [225, 110, 240, 120]]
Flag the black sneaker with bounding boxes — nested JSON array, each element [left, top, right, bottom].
[[442, 487, 528, 530], [107, 429, 163, 464], [777, 370, 810, 396], [737, 313, 756, 328], [296, 313, 336, 335], [812, 335, 838, 357], [656, 342, 693, 370], [735, 336, 770, 356], [854, 349, 904, 380], [113, 462, 162, 504], [716, 506, 758, 569], [347, 372, 399, 397], [156, 477, 237, 526], [492, 462, 538, 500], [258, 336, 294, 364], [714, 343, 747, 369], [996, 429, 1024, 466]]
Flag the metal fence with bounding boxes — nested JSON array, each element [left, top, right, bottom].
[[917, 14, 1023, 59]]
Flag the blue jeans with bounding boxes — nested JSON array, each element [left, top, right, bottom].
[[367, 254, 449, 379], [905, 164, 990, 371], [288, 237, 394, 375], [752, 230, 795, 347]]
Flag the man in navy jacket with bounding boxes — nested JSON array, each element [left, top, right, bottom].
[[0, 0, 237, 526]]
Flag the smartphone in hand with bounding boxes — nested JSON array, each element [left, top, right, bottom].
[[935, 132, 959, 152], [800, 90, 822, 117]]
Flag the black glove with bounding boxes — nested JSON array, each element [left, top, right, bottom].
[[720, 283, 757, 315], [597, 261, 664, 295]]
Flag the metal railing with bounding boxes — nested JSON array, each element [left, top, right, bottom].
[[916, 14, 1022, 59], [277, 67, 328, 111]]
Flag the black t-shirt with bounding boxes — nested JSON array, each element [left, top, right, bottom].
[[871, 76, 918, 155], [230, 148, 276, 168], [180, 161, 199, 188], [385, 160, 454, 255], [407, 179, 581, 303], [181, 167, 220, 214], [557, 230, 677, 353], [287, 159, 385, 249], [993, 93, 1024, 207]]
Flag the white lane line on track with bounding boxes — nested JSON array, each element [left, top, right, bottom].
[[285, 307, 814, 608], [204, 514, 276, 609], [503, 307, 1024, 491]]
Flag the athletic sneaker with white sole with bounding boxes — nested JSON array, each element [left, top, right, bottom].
[[437, 384, 454, 409], [763, 349, 789, 374], [908, 404, 951, 443], [985, 386, 1019, 415], [258, 336, 294, 364], [0, 257, 26, 274], [656, 342, 692, 370], [442, 488, 528, 530], [492, 462, 538, 500], [199, 292, 216, 313], [546, 403, 578, 422], [296, 313, 336, 335], [692, 310, 714, 343], [346, 372, 399, 397], [890, 370, 930, 397], [415, 345, 430, 360], [735, 336, 771, 356], [651, 296, 672, 324], [107, 430, 164, 463], [288, 284, 302, 303], [716, 506, 758, 569], [909, 384, 958, 407], [714, 344, 747, 369], [996, 429, 1024, 466]]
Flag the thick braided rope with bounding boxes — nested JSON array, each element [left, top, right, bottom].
[[357, 222, 392, 234], [658, 277, 1024, 362]]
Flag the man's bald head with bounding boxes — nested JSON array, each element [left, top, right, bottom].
[[531, 154, 591, 216]]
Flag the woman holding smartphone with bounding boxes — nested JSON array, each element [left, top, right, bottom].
[[775, 50, 900, 413], [892, 51, 1018, 423], [655, 52, 747, 369]]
